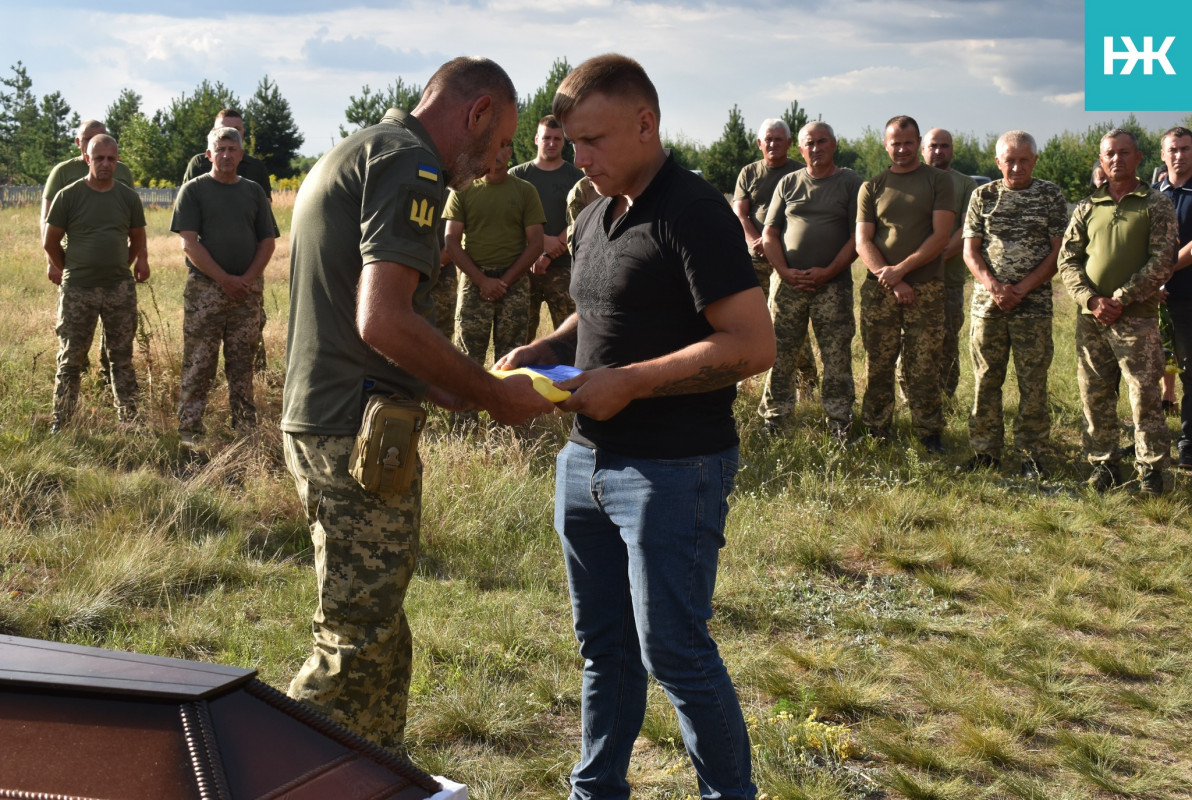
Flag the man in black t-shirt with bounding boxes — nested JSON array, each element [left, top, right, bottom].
[[498, 54, 772, 800]]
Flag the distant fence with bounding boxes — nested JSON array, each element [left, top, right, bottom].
[[1, 185, 178, 208]]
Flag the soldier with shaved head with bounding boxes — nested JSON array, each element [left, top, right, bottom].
[[43, 134, 149, 431]]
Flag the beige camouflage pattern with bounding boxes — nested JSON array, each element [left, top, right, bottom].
[[284, 432, 422, 748], [760, 279, 854, 429], [965, 179, 1068, 320], [455, 271, 530, 365], [969, 315, 1053, 458], [526, 265, 575, 341], [178, 272, 261, 434], [1076, 314, 1170, 470], [53, 280, 139, 426], [430, 265, 458, 341], [861, 278, 945, 438]]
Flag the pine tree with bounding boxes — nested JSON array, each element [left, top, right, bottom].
[[340, 78, 422, 137], [245, 75, 304, 178], [104, 88, 142, 143], [701, 105, 757, 193], [0, 62, 40, 183]]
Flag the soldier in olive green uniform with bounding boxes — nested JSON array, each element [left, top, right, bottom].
[[171, 127, 277, 441], [444, 145, 545, 364], [961, 130, 1067, 477], [734, 119, 817, 396], [759, 122, 861, 437], [280, 59, 552, 749], [921, 128, 978, 400], [510, 115, 584, 340], [43, 134, 149, 430], [1057, 129, 1178, 495], [856, 116, 955, 450]]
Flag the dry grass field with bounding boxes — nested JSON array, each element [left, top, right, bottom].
[[1, 194, 1191, 799]]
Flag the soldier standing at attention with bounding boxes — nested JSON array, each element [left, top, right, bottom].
[[510, 115, 584, 340], [43, 134, 149, 431], [171, 126, 277, 446], [856, 115, 954, 451], [1057, 129, 1177, 496], [960, 130, 1067, 478]]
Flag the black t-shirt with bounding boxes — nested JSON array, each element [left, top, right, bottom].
[[1157, 178, 1192, 299], [569, 155, 759, 458]]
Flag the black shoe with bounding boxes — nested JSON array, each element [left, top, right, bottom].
[[919, 433, 946, 454], [762, 420, 781, 438], [1178, 449, 1192, 471], [1088, 462, 1122, 493], [957, 453, 999, 473], [1020, 456, 1047, 480], [1138, 467, 1165, 497], [1164, 400, 1178, 418]]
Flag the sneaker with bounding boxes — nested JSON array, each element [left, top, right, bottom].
[[1087, 462, 1122, 493], [958, 453, 1000, 473], [1138, 468, 1165, 497], [1020, 456, 1047, 481], [919, 433, 946, 454]]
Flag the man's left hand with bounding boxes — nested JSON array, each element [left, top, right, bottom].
[[556, 367, 637, 421]]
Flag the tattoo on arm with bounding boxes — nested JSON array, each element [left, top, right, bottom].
[[652, 360, 750, 397]]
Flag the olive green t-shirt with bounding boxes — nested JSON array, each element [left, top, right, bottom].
[[733, 159, 804, 233], [170, 175, 276, 276], [443, 176, 546, 271], [45, 179, 145, 288], [764, 167, 863, 286], [944, 169, 979, 287], [857, 163, 955, 284], [43, 156, 134, 202], [281, 109, 447, 436], [509, 160, 584, 271]]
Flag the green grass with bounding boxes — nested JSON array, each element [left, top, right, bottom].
[[2, 202, 1191, 798]]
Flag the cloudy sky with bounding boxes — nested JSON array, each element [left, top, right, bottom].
[[3, 0, 1186, 157]]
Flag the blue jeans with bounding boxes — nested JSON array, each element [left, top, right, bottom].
[[555, 442, 755, 800]]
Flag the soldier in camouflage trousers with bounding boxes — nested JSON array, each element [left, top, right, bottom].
[[43, 134, 149, 430], [758, 122, 862, 435], [1057, 129, 1179, 495], [961, 130, 1068, 476], [283, 433, 420, 746], [170, 126, 277, 439]]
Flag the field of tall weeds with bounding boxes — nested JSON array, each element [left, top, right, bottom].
[[1, 201, 1190, 799]]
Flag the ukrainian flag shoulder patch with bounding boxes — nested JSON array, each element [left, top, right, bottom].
[[417, 163, 439, 183]]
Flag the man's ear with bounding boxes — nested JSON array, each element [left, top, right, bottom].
[[467, 95, 494, 132], [638, 107, 658, 142]]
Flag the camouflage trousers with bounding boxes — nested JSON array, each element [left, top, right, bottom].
[[1076, 313, 1170, 470], [968, 314, 1052, 459], [178, 273, 261, 434], [759, 279, 855, 429], [53, 279, 139, 426], [283, 432, 422, 748], [760, 261, 817, 391], [943, 283, 965, 398], [430, 265, 458, 342], [456, 271, 530, 366], [861, 278, 945, 438], [527, 264, 575, 342]]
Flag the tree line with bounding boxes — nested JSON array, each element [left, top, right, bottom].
[[0, 62, 304, 187], [3, 56, 1190, 201]]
